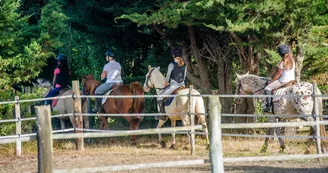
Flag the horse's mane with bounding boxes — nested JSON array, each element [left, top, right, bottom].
[[241, 74, 270, 81]]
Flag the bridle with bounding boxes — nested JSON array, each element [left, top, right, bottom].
[[144, 68, 165, 90]]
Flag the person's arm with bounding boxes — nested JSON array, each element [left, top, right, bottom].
[[53, 68, 60, 87], [101, 71, 107, 80], [52, 75, 57, 87], [271, 61, 283, 82], [164, 63, 174, 87]]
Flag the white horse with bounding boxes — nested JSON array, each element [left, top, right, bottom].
[[143, 65, 209, 148], [235, 72, 327, 153], [37, 78, 89, 131]]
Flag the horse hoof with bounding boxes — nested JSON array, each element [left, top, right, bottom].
[[87, 139, 93, 144], [131, 141, 137, 146], [183, 145, 190, 150], [170, 144, 178, 150], [160, 141, 166, 148]]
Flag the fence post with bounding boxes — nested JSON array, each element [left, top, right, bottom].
[[72, 80, 84, 150], [313, 83, 322, 161], [25, 86, 31, 114], [208, 95, 224, 173], [15, 96, 21, 157], [36, 105, 53, 173], [189, 85, 195, 155]]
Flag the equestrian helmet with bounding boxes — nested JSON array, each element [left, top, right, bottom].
[[105, 50, 115, 57], [56, 54, 67, 61], [171, 48, 182, 57], [277, 45, 290, 56]]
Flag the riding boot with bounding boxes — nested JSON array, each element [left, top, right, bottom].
[[155, 100, 166, 120], [92, 98, 102, 113], [264, 89, 272, 113]]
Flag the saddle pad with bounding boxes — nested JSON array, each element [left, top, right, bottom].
[[101, 89, 113, 105], [52, 90, 73, 108], [272, 87, 288, 102], [164, 97, 174, 106]]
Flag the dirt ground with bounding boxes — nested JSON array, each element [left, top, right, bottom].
[[0, 135, 328, 173]]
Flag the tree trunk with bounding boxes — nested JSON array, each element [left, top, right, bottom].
[[217, 59, 233, 123], [295, 45, 304, 84], [188, 26, 211, 94], [230, 33, 260, 124]]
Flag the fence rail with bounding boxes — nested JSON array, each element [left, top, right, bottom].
[[1, 80, 328, 173]]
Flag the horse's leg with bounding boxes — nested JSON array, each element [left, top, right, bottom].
[[60, 118, 65, 132], [260, 129, 271, 153], [129, 120, 139, 145], [304, 126, 315, 154], [170, 119, 178, 149], [181, 117, 190, 150], [198, 115, 209, 145], [156, 119, 167, 148], [274, 127, 286, 153]]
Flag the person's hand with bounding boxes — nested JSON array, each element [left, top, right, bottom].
[[164, 81, 168, 87]]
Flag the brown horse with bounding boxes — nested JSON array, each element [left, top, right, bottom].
[[81, 74, 145, 144]]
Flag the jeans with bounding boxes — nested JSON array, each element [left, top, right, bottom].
[[45, 87, 62, 105]]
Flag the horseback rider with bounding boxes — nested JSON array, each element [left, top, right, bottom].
[[156, 48, 187, 120], [92, 49, 123, 113], [264, 44, 295, 112], [45, 54, 70, 105]]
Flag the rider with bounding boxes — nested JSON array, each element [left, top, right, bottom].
[[45, 54, 70, 105], [92, 49, 123, 113], [264, 44, 295, 112], [156, 48, 187, 120]]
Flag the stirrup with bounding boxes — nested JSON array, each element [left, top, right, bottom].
[[92, 107, 101, 113]]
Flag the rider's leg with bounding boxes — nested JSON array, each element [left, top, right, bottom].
[[156, 84, 179, 120], [44, 87, 62, 105], [92, 83, 113, 113], [264, 80, 282, 112]]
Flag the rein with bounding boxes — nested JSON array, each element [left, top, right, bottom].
[[253, 79, 269, 94]]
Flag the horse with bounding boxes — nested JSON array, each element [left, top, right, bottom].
[[235, 72, 327, 153], [143, 65, 209, 149], [81, 74, 145, 144], [38, 78, 89, 131]]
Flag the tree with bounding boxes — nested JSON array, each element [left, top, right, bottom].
[[0, 0, 44, 90]]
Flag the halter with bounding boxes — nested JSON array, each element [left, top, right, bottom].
[[145, 68, 165, 90]]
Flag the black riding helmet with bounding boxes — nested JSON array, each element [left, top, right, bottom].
[[277, 45, 290, 56], [105, 50, 115, 57], [56, 54, 67, 61], [171, 48, 182, 57]]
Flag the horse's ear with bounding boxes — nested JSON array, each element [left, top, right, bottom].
[[236, 72, 241, 79], [245, 71, 249, 75], [82, 75, 85, 79], [156, 66, 160, 70], [148, 65, 152, 71]]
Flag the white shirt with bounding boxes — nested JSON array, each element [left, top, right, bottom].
[[278, 60, 295, 83], [103, 60, 123, 83]]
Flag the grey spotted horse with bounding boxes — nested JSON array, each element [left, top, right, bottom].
[[235, 72, 327, 153]]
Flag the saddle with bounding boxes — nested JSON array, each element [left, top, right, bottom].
[[52, 88, 70, 108], [163, 86, 185, 106], [101, 84, 121, 105], [272, 80, 296, 94]]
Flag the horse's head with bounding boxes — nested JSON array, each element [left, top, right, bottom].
[[81, 74, 100, 95], [143, 65, 165, 92], [235, 72, 269, 104]]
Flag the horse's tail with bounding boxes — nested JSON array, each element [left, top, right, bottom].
[[129, 82, 145, 116], [314, 85, 327, 140]]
